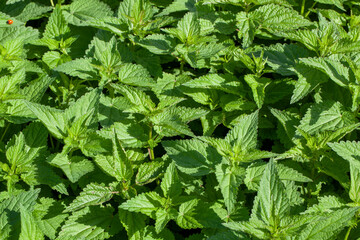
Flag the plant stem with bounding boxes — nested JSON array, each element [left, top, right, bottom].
[[0, 123, 10, 142], [148, 126, 155, 160], [344, 226, 353, 240], [305, 2, 317, 18], [301, 0, 306, 16], [50, 0, 54, 7], [180, 59, 185, 75], [50, 135, 55, 150], [7, 179, 13, 193]]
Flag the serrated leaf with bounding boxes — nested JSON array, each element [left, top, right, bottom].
[[157, 0, 196, 16], [25, 102, 66, 139], [215, 163, 243, 213], [252, 160, 290, 229], [43, 5, 70, 41], [176, 199, 202, 229], [111, 84, 155, 115], [225, 110, 258, 153], [136, 160, 164, 186], [251, 4, 312, 33], [245, 161, 312, 191], [118, 63, 154, 87], [118, 208, 146, 240], [119, 192, 165, 218], [183, 74, 244, 96], [244, 75, 271, 109], [65, 183, 114, 212], [63, 0, 114, 26], [112, 130, 133, 181], [0, 189, 40, 240], [299, 101, 355, 135], [135, 34, 175, 55], [155, 208, 176, 233], [162, 139, 222, 176], [314, 0, 346, 11], [161, 162, 182, 198], [57, 206, 120, 240], [32, 198, 68, 240], [297, 207, 359, 240], [328, 141, 360, 175], [291, 63, 328, 104], [300, 57, 350, 87], [263, 43, 313, 76], [19, 205, 44, 240], [48, 154, 94, 183], [101, 121, 149, 148], [65, 88, 101, 126], [55, 58, 97, 80], [349, 163, 360, 203]]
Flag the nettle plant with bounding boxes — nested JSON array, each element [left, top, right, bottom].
[[1, 0, 360, 239]]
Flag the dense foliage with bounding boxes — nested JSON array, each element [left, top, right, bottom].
[[1, 0, 360, 239]]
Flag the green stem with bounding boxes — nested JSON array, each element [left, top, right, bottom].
[[50, 0, 54, 7], [344, 225, 353, 240], [305, 2, 317, 18], [148, 126, 155, 160], [180, 59, 185, 75], [7, 179, 13, 193], [50, 135, 55, 150], [0, 123, 10, 142], [301, 0, 306, 16]]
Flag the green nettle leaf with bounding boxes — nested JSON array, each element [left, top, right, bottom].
[[225, 110, 259, 154], [236, 12, 256, 48], [19, 205, 44, 240], [155, 208, 176, 234], [57, 206, 120, 240], [314, 0, 346, 11], [291, 63, 328, 104], [118, 208, 146, 240], [215, 163, 243, 214], [251, 4, 312, 32], [63, 0, 114, 25], [0, 189, 41, 240], [244, 74, 271, 109], [136, 160, 164, 186], [253, 160, 290, 228], [236, 4, 312, 47], [134, 34, 175, 55], [65, 183, 115, 212], [118, 63, 154, 87], [176, 199, 202, 229], [32, 198, 68, 240], [162, 139, 222, 176], [112, 131, 133, 181], [328, 141, 360, 203], [349, 163, 360, 203], [43, 5, 70, 42], [245, 161, 312, 191], [166, 12, 201, 45], [299, 57, 350, 87], [263, 43, 313, 76], [182, 73, 244, 96], [120, 192, 165, 218], [299, 101, 355, 135], [47, 154, 94, 183], [161, 162, 182, 198], [55, 58, 98, 80], [297, 207, 359, 240], [111, 83, 155, 114], [24, 102, 67, 139]]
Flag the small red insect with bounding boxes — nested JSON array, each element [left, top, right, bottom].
[[7, 19, 13, 25]]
